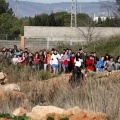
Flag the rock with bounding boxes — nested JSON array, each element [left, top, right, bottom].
[[27, 106, 65, 120], [0, 78, 8, 85], [0, 84, 20, 91], [69, 111, 87, 120], [0, 72, 8, 85], [12, 107, 27, 116], [0, 72, 6, 80], [69, 109, 107, 120], [26, 106, 108, 120]]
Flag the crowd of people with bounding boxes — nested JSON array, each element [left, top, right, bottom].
[[0, 45, 120, 76]]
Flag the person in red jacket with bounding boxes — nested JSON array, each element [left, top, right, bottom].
[[33, 52, 40, 70], [17, 52, 26, 66], [86, 55, 95, 71], [61, 51, 70, 73], [69, 52, 75, 72]]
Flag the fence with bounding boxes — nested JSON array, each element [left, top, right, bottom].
[[0, 40, 20, 49], [0, 34, 21, 40], [25, 37, 86, 51], [0, 37, 86, 51]]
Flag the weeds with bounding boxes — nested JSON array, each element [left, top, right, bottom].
[[0, 36, 120, 120], [0, 113, 30, 120]]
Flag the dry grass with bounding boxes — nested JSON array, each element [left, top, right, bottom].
[[0, 58, 120, 120]]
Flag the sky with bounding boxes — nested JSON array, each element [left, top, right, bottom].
[[19, 0, 99, 3]]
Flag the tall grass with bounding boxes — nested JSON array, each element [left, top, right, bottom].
[[20, 72, 119, 120], [0, 58, 53, 83], [0, 36, 120, 119]]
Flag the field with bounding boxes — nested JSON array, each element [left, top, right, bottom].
[[0, 36, 120, 120]]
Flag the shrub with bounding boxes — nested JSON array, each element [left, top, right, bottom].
[[0, 113, 30, 120], [47, 117, 54, 120], [60, 118, 69, 120]]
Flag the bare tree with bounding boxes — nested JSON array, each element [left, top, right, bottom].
[[77, 18, 101, 44]]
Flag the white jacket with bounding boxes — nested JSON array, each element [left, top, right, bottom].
[[74, 58, 83, 67]]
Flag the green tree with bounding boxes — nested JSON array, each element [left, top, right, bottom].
[[103, 17, 110, 27], [77, 13, 93, 27], [0, 0, 13, 15], [49, 12, 56, 26], [40, 13, 49, 26], [97, 17, 103, 27], [29, 17, 35, 26], [54, 12, 65, 26]]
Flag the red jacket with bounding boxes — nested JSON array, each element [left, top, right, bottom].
[[69, 56, 75, 67], [43, 55, 47, 64], [17, 57, 26, 66], [86, 59, 95, 71], [34, 56, 39, 64], [61, 56, 69, 65]]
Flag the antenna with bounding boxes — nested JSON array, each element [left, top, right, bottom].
[[15, 0, 19, 17], [71, 0, 77, 27]]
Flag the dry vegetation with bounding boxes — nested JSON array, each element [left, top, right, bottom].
[[0, 57, 120, 120], [0, 36, 120, 120]]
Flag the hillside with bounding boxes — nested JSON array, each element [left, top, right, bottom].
[[7, 0, 108, 18]]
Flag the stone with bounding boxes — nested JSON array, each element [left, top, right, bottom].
[[0, 72, 6, 80], [0, 72, 8, 85], [12, 107, 27, 116], [27, 106, 65, 120], [25, 106, 108, 120]]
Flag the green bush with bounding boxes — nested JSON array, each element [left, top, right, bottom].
[[0, 113, 12, 119], [0, 113, 30, 120], [60, 118, 69, 120], [47, 116, 54, 120]]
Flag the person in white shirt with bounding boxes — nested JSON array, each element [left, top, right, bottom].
[[11, 54, 18, 65], [73, 52, 83, 85], [51, 50, 61, 74], [74, 52, 83, 68]]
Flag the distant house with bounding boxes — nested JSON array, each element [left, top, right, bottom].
[[93, 16, 107, 22], [93, 13, 114, 22]]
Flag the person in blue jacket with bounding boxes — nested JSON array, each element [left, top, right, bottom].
[[96, 56, 104, 72]]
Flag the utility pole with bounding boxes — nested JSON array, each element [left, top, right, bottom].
[[71, 0, 77, 27], [15, 0, 19, 18]]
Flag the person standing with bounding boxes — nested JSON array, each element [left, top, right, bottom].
[[51, 50, 61, 74], [61, 51, 70, 73], [96, 56, 104, 72], [107, 57, 116, 72], [33, 52, 40, 70], [43, 51, 48, 71], [69, 52, 75, 72], [115, 56, 120, 70], [86, 55, 95, 71]]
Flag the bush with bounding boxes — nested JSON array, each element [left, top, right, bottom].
[[60, 118, 69, 120], [0, 113, 30, 120], [47, 117, 54, 120]]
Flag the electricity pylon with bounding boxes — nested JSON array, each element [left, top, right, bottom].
[[71, 0, 77, 27], [15, 0, 19, 17]]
